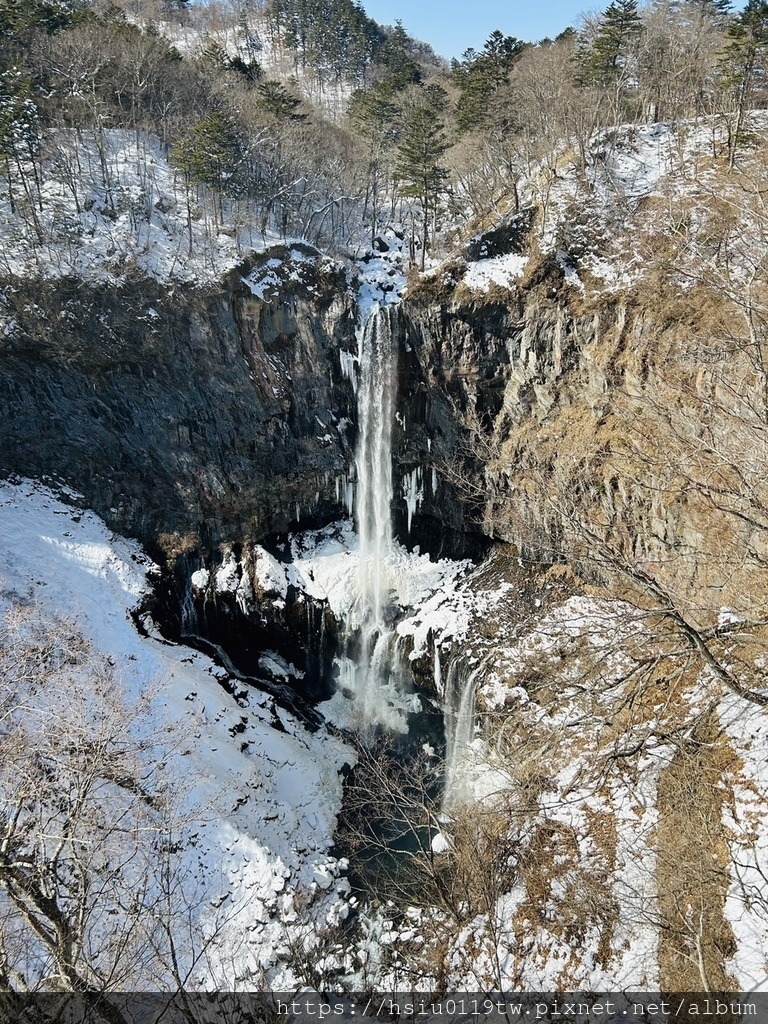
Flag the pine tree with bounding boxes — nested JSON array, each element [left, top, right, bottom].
[[0, 0, 75, 42], [719, 0, 768, 167], [349, 84, 400, 142], [256, 80, 304, 120], [349, 84, 401, 244], [173, 112, 246, 197], [577, 0, 643, 85], [395, 100, 449, 270], [376, 22, 422, 91], [453, 30, 525, 133], [685, 0, 732, 19]]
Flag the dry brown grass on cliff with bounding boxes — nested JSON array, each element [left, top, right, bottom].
[[656, 713, 740, 992]]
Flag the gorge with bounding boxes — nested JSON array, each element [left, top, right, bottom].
[[3, 0, 768, 991]]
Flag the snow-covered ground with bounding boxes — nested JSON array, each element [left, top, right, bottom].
[[3, 479, 768, 990], [534, 113, 768, 294], [442, 113, 768, 302], [156, 12, 355, 122], [241, 243, 339, 300], [720, 692, 768, 989], [463, 596, 666, 989], [0, 478, 351, 988], [461, 252, 529, 292], [353, 228, 408, 321]]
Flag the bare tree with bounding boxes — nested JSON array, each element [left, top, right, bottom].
[[0, 601, 202, 1005]]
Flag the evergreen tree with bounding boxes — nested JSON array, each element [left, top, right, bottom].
[[685, 0, 732, 19], [376, 21, 422, 91], [349, 83, 400, 142], [349, 84, 401, 244], [453, 30, 525, 133], [228, 55, 263, 83], [0, 0, 75, 43], [267, 0, 383, 83], [577, 0, 643, 85], [719, 0, 768, 167], [395, 98, 449, 270], [172, 112, 246, 197], [257, 80, 304, 120]]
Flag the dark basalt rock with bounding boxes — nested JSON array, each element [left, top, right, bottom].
[[0, 255, 358, 556]]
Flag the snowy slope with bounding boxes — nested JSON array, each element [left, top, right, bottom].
[[0, 131, 287, 285], [0, 478, 352, 988], [536, 113, 768, 294]]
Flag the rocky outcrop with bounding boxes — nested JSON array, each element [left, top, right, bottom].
[[395, 261, 584, 556], [0, 246, 358, 556]]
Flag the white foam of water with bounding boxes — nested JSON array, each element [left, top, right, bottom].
[[341, 304, 410, 731]]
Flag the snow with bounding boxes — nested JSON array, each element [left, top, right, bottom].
[[521, 113, 768, 296], [0, 478, 351, 988], [431, 831, 450, 855], [191, 567, 209, 590], [0, 130, 349, 291], [432, 592, 670, 990], [242, 257, 285, 298], [253, 545, 289, 599], [462, 252, 529, 291], [241, 246, 335, 301], [353, 228, 407, 322], [286, 519, 472, 635], [720, 693, 768, 987], [0, 130, 290, 285], [598, 122, 675, 206], [156, 11, 355, 122]]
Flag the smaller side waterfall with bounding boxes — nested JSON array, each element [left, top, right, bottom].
[[441, 656, 481, 812], [180, 576, 199, 636]]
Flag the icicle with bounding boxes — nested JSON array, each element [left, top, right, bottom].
[[180, 576, 198, 635], [433, 643, 442, 698], [340, 349, 357, 392], [402, 467, 424, 534]]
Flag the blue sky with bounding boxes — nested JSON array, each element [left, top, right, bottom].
[[359, 0, 601, 60], [360, 1, 747, 60]]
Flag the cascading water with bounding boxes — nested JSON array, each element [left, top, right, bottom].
[[337, 303, 413, 732], [441, 656, 481, 812], [355, 303, 397, 639]]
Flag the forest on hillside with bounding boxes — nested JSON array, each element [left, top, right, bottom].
[[2, 0, 768, 272]]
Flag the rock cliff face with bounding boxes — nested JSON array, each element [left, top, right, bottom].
[[0, 247, 358, 557], [395, 264, 585, 556], [0, 246, 590, 692], [402, 261, 767, 643]]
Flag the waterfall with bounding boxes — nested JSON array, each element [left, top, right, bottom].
[[180, 576, 199, 636], [338, 303, 411, 732], [355, 303, 397, 632], [441, 656, 481, 812]]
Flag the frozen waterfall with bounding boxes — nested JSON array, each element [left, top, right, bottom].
[[441, 656, 480, 812]]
